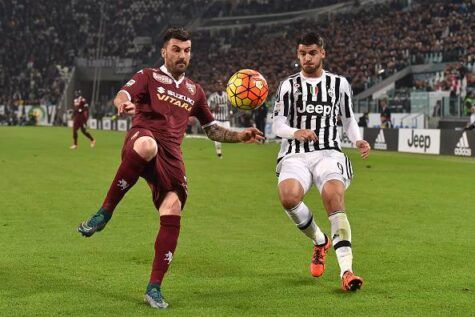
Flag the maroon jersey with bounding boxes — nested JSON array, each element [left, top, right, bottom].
[[119, 66, 215, 152], [73, 96, 89, 124]]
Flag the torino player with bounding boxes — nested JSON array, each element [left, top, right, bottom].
[[77, 28, 263, 309], [70, 90, 95, 149]]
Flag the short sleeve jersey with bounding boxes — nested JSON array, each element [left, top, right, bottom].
[[120, 66, 215, 150], [73, 96, 88, 116]]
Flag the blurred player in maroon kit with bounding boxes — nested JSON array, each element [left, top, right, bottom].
[[70, 90, 95, 149], [77, 28, 264, 309]]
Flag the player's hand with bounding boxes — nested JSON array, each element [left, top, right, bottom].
[[356, 140, 371, 159], [118, 101, 136, 116], [239, 127, 265, 144], [294, 129, 317, 142]]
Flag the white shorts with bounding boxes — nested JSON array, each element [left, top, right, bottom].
[[277, 150, 353, 193]]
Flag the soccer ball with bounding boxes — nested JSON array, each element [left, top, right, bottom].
[[226, 69, 269, 110]]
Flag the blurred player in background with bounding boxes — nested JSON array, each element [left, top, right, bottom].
[[207, 81, 232, 158], [77, 28, 264, 309], [70, 90, 95, 149], [272, 32, 371, 291]]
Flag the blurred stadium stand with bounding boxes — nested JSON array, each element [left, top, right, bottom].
[[0, 0, 473, 129]]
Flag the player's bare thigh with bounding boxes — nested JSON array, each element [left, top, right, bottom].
[[133, 136, 157, 161], [278, 179, 305, 210], [159, 192, 182, 216]]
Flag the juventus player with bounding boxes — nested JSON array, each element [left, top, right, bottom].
[[272, 32, 371, 291], [207, 82, 232, 158]]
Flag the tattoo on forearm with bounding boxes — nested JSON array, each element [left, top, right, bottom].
[[204, 124, 240, 143]]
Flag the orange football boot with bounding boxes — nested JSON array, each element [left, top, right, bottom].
[[310, 235, 331, 277], [341, 271, 363, 291]]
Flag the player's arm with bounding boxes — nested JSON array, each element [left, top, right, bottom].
[[203, 123, 264, 143], [115, 69, 148, 116], [114, 91, 135, 115], [340, 78, 370, 159], [272, 80, 317, 142], [193, 85, 263, 143]]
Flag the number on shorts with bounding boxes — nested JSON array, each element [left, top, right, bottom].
[[337, 162, 344, 175]]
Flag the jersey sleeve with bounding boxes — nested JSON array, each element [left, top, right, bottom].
[[190, 85, 216, 127], [339, 77, 362, 143], [119, 69, 148, 102], [272, 80, 298, 139]]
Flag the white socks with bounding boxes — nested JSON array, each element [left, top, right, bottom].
[[285, 202, 326, 245], [329, 211, 353, 277]]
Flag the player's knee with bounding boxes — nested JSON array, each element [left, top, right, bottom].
[[323, 192, 344, 211], [279, 189, 302, 210], [159, 193, 182, 216], [133, 137, 157, 161], [322, 181, 345, 211]]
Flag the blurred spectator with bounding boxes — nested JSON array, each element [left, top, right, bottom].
[[379, 99, 392, 128], [358, 112, 369, 127]]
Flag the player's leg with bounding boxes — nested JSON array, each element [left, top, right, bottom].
[[70, 124, 79, 149], [214, 141, 222, 158], [80, 125, 96, 147], [278, 157, 329, 277], [145, 191, 182, 309], [78, 133, 156, 237], [316, 152, 363, 291]]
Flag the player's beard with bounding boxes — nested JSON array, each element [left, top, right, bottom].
[[166, 60, 188, 78], [302, 59, 322, 75]]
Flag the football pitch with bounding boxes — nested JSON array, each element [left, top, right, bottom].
[[0, 126, 474, 316]]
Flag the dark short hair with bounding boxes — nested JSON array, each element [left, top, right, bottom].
[[297, 32, 325, 49], [163, 28, 191, 47]]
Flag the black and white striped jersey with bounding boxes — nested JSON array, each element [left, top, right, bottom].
[[208, 91, 231, 122], [273, 70, 360, 161]]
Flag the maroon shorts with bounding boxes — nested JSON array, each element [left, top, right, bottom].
[[73, 116, 88, 129], [121, 127, 188, 210]]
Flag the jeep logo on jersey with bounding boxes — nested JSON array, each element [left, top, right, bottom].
[[296, 102, 333, 116], [153, 72, 173, 85], [454, 132, 472, 156]]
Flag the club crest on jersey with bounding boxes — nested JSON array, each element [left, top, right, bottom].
[[310, 85, 319, 96], [153, 72, 173, 84], [186, 82, 196, 95], [328, 86, 335, 98], [293, 83, 302, 98]]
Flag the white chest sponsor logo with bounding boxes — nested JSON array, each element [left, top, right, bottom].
[[153, 73, 173, 84], [157, 86, 166, 94], [297, 102, 333, 115], [454, 132, 472, 156]]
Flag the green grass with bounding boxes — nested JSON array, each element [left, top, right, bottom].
[[0, 126, 474, 316]]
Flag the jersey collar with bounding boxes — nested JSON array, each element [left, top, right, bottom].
[[300, 70, 325, 82], [160, 65, 185, 87]]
